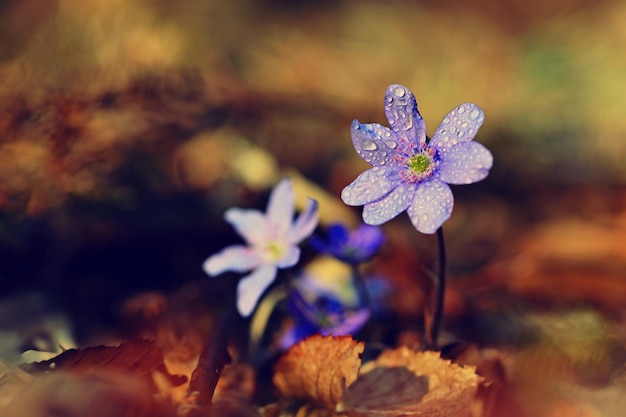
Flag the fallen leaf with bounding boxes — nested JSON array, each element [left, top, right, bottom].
[[273, 334, 364, 409], [21, 338, 186, 390], [338, 348, 481, 417], [339, 366, 429, 415]]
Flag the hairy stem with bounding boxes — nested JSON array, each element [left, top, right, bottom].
[[351, 263, 371, 309], [426, 227, 446, 350]]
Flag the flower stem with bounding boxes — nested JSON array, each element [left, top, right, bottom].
[[351, 263, 371, 309], [426, 227, 446, 351]]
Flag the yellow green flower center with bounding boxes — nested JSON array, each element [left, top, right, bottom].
[[266, 241, 285, 261], [409, 154, 431, 174]]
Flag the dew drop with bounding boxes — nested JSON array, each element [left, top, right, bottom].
[[394, 86, 406, 97], [385, 140, 397, 149], [461, 122, 468, 128], [457, 106, 466, 114], [362, 139, 378, 151], [469, 109, 480, 120], [442, 118, 450, 125]]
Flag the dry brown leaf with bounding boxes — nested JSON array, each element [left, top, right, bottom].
[[21, 338, 187, 390], [273, 335, 364, 409], [338, 348, 481, 417]]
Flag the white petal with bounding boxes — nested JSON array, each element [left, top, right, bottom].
[[362, 183, 415, 225], [266, 178, 295, 234], [407, 180, 454, 234], [277, 246, 300, 268], [430, 103, 485, 154], [224, 208, 268, 246], [202, 245, 259, 276], [438, 142, 493, 185], [236, 264, 277, 317], [288, 198, 319, 243], [341, 167, 400, 207]]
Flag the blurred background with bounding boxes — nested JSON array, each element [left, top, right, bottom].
[[1, 0, 626, 412]]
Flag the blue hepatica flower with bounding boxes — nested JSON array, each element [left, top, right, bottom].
[[203, 178, 319, 317], [341, 84, 493, 234], [279, 288, 371, 350], [311, 223, 385, 264]]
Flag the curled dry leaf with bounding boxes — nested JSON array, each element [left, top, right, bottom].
[[339, 348, 481, 417], [21, 338, 187, 391], [273, 334, 364, 409]]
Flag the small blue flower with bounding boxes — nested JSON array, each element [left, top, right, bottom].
[[311, 223, 385, 264], [279, 289, 370, 350], [341, 84, 493, 234], [203, 178, 319, 317]]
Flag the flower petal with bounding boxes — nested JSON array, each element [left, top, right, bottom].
[[430, 103, 485, 154], [384, 84, 427, 148], [324, 309, 371, 336], [362, 183, 415, 225], [438, 142, 493, 185], [351, 121, 402, 166], [407, 180, 454, 234], [203, 245, 260, 276], [224, 208, 268, 246], [277, 246, 301, 268], [341, 167, 401, 207], [236, 264, 277, 317], [343, 225, 385, 262], [289, 198, 319, 243], [266, 178, 295, 235]]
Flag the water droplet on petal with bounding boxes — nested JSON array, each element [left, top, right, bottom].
[[385, 140, 397, 149], [362, 139, 378, 151], [469, 109, 480, 120], [394, 86, 406, 97], [457, 106, 466, 114]]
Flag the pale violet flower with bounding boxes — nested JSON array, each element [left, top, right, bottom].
[[341, 84, 493, 234], [203, 178, 319, 317]]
